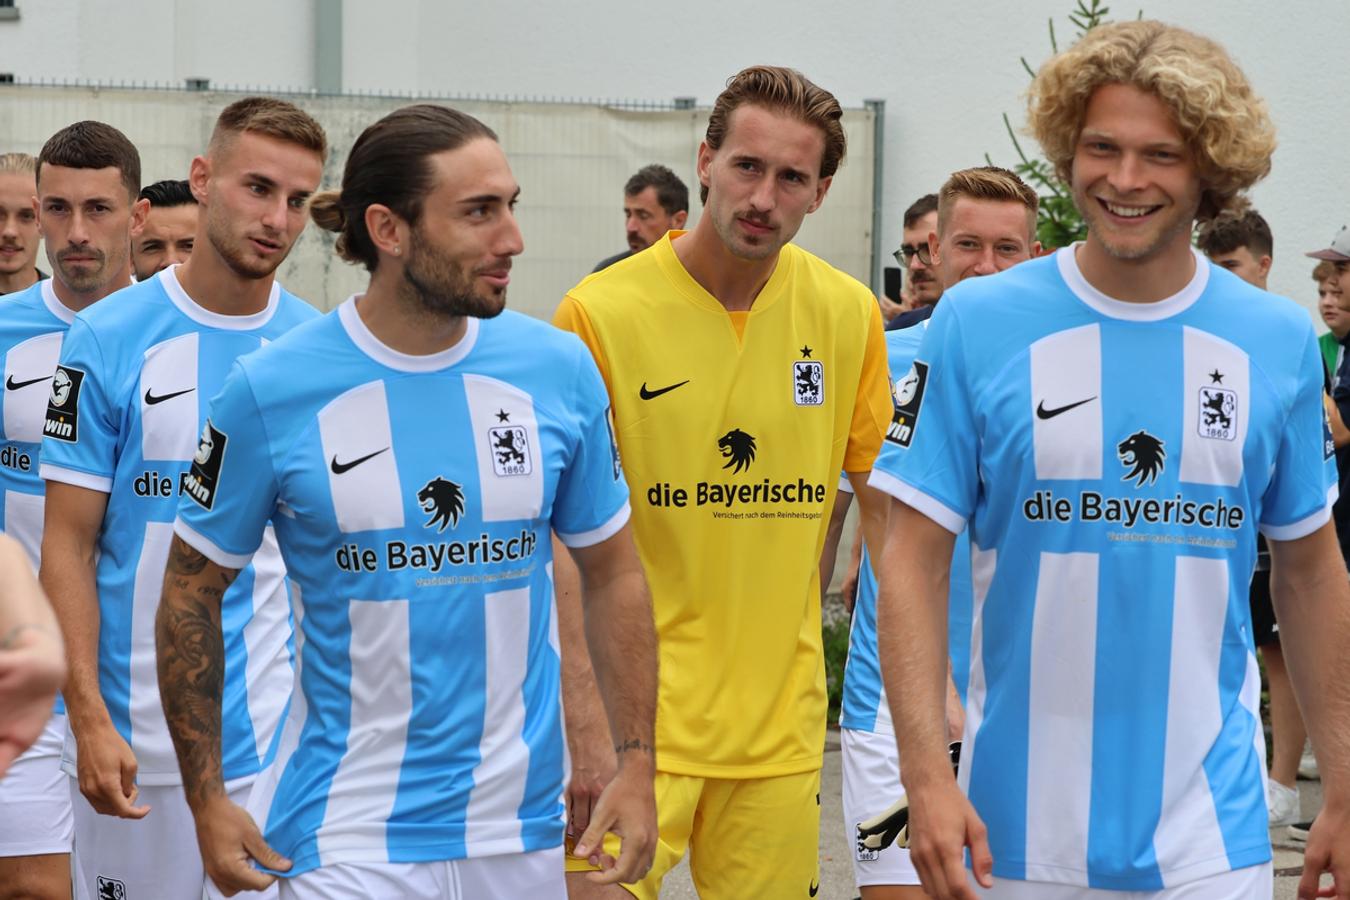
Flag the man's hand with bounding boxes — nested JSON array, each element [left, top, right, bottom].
[[0, 624, 64, 776], [573, 760, 657, 885], [566, 720, 618, 841], [904, 779, 993, 900], [73, 721, 149, 818], [193, 794, 291, 897]]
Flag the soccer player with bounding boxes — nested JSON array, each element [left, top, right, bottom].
[[593, 164, 689, 272], [156, 103, 657, 899], [0, 152, 44, 296], [555, 65, 893, 899], [0, 120, 145, 900], [131, 178, 197, 281], [38, 97, 326, 900], [873, 20, 1350, 899], [840, 166, 1039, 900]]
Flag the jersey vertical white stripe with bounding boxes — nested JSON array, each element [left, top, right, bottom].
[[3, 490, 44, 566], [958, 544, 996, 796], [1154, 555, 1230, 884], [1031, 325, 1102, 480], [4, 331, 63, 442], [464, 586, 532, 855], [1024, 551, 1097, 883], [249, 584, 307, 843], [140, 333, 200, 461], [315, 597, 413, 863], [129, 522, 175, 762], [1180, 327, 1249, 487], [242, 525, 291, 762], [318, 382, 404, 533], [463, 374, 544, 522]]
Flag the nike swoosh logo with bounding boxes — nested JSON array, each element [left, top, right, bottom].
[[639, 380, 689, 400], [5, 374, 53, 391], [1036, 396, 1097, 419], [809, 882, 820, 897], [144, 387, 195, 405], [330, 447, 389, 475]]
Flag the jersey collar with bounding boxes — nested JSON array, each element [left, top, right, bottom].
[[655, 230, 793, 317], [40, 278, 78, 325], [160, 265, 281, 331], [337, 295, 480, 372], [1056, 242, 1209, 322]]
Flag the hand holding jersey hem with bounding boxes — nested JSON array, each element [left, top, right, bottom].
[[194, 793, 291, 897], [573, 760, 657, 886]]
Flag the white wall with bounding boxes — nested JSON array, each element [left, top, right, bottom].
[[2, 0, 1347, 312]]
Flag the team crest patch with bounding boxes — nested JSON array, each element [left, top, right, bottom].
[[96, 875, 127, 900], [419, 476, 465, 532], [794, 360, 824, 406], [885, 361, 928, 447], [1197, 386, 1237, 441], [43, 364, 85, 443], [488, 425, 532, 477], [181, 419, 227, 510], [854, 823, 881, 862]]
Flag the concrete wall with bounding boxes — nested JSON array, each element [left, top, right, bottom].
[[1, 0, 1346, 312]]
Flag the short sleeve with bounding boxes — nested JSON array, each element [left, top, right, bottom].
[[842, 301, 895, 474], [553, 295, 612, 393], [867, 301, 979, 534], [1261, 326, 1338, 541], [39, 317, 120, 493], [551, 344, 630, 548], [173, 362, 279, 568]]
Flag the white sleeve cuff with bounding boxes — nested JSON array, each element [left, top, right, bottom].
[[39, 463, 112, 494], [1260, 484, 1338, 542], [557, 502, 631, 549], [837, 474, 854, 494], [173, 518, 256, 570], [867, 469, 967, 535]]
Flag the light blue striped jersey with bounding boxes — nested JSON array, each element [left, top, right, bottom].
[[40, 267, 316, 784], [840, 319, 973, 735], [868, 247, 1336, 891], [0, 279, 78, 716], [173, 298, 631, 876]]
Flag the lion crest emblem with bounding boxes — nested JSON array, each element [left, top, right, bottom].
[[718, 428, 757, 474], [418, 476, 465, 532], [1117, 430, 1165, 487]]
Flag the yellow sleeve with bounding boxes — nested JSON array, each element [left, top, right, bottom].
[[842, 300, 893, 473], [552, 295, 613, 396]]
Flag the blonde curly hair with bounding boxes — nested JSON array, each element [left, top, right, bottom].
[[1027, 20, 1275, 221]]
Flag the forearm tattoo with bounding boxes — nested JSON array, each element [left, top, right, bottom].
[[156, 536, 238, 809], [614, 738, 655, 757]]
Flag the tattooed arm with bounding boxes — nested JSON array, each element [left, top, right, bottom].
[[155, 535, 290, 892]]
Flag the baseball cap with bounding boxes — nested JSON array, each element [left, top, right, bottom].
[[1307, 225, 1350, 261]]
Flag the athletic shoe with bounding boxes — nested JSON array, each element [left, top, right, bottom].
[[1287, 819, 1314, 844], [1267, 780, 1300, 827], [1299, 743, 1320, 780]]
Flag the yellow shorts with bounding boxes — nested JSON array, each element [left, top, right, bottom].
[[564, 768, 822, 900]]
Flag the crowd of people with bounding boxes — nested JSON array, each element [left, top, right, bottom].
[[0, 17, 1348, 900]]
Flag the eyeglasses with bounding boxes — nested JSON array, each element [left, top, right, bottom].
[[892, 243, 933, 268]]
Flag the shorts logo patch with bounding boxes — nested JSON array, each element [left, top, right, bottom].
[[43, 365, 85, 443], [96, 875, 127, 900], [855, 825, 882, 861], [488, 425, 532, 477], [886, 361, 928, 447], [1198, 385, 1237, 441], [182, 419, 227, 510], [794, 360, 824, 406]]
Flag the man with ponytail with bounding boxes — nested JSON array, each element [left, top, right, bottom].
[[158, 103, 658, 899], [39, 96, 325, 899]]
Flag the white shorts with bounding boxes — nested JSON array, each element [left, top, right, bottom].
[[278, 846, 565, 900], [977, 863, 1273, 898], [841, 727, 920, 887], [0, 713, 73, 856], [71, 774, 276, 900]]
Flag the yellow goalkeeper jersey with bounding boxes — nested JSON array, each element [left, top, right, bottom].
[[555, 232, 892, 777]]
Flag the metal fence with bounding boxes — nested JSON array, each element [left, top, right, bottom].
[[0, 82, 879, 318]]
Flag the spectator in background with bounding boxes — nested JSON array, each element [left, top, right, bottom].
[[593, 164, 688, 272], [131, 178, 197, 281], [1316, 260, 1345, 379], [0, 153, 45, 295], [886, 194, 941, 330], [1195, 205, 1272, 288]]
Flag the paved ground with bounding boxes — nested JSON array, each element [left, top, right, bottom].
[[660, 730, 1323, 899]]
